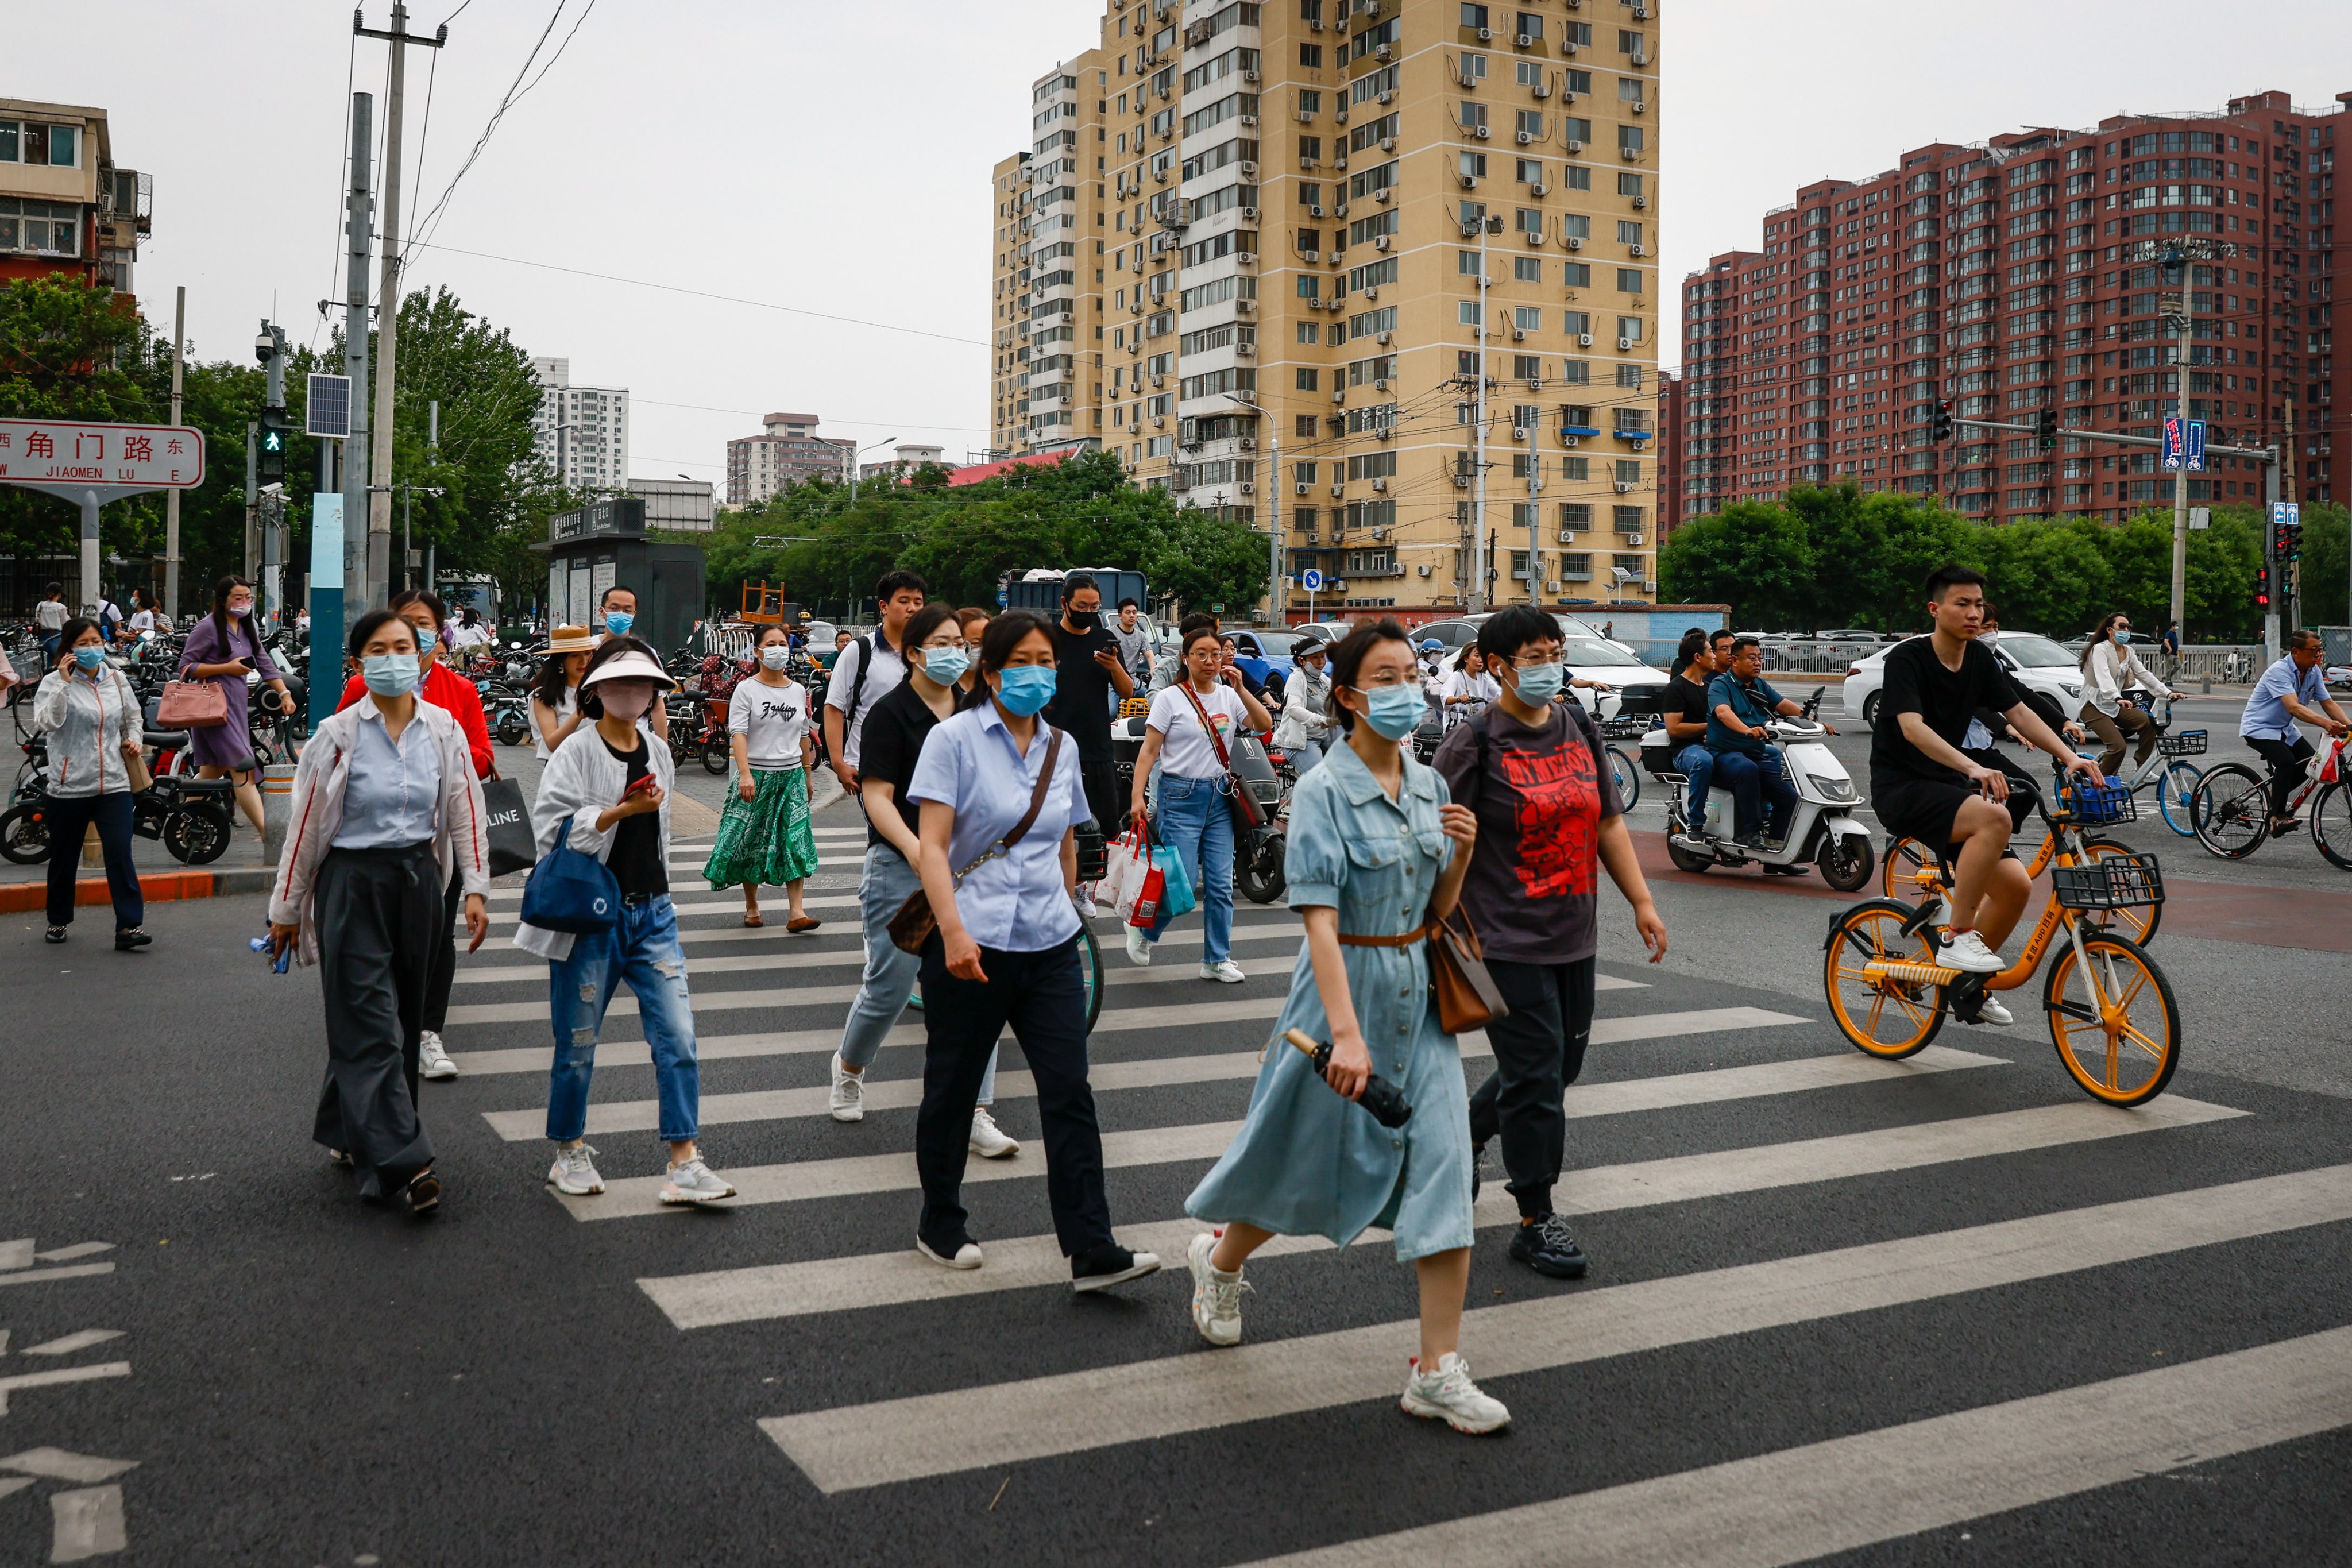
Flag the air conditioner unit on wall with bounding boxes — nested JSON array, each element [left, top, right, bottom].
[[1618, 336, 1633, 349]]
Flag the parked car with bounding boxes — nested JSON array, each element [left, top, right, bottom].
[[1430, 616, 1670, 718], [1842, 630, 2087, 727]]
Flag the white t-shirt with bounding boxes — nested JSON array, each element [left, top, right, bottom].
[[1148, 681, 1251, 779], [451, 622, 493, 650], [532, 686, 577, 760], [128, 608, 155, 634], [822, 630, 906, 767], [33, 600, 68, 632], [729, 677, 810, 770]]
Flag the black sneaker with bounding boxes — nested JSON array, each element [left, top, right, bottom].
[[1508, 1214, 1590, 1279], [1469, 1141, 1486, 1203], [917, 1229, 983, 1270], [113, 928, 152, 952], [1071, 1241, 1163, 1293]]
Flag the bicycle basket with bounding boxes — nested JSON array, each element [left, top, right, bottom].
[[2049, 855, 2165, 912], [1597, 717, 1650, 741], [2157, 728, 2208, 758], [2054, 777, 2137, 824]]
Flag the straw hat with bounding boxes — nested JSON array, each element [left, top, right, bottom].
[[545, 625, 595, 655]]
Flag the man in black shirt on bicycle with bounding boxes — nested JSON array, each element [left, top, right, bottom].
[[1870, 566, 2100, 992]]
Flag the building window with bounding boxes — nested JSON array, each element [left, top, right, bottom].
[[1296, 368, 1320, 391], [1617, 220, 1643, 246], [1562, 262, 1592, 287], [1613, 461, 1642, 486], [0, 122, 77, 167], [1514, 256, 1542, 282], [1617, 268, 1645, 295], [1616, 315, 1644, 344]]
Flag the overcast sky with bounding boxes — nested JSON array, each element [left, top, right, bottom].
[[21, 1, 2346, 478]]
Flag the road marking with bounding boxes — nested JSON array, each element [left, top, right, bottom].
[[0, 1449, 140, 1484], [0, 1239, 29, 1271], [759, 1140, 2305, 1494], [640, 1044, 2000, 1325], [21, 1331, 123, 1358], [0, 1362, 132, 1416], [1234, 1324, 2352, 1568], [0, 1264, 115, 1291], [486, 1006, 1813, 1141], [577, 1076, 2219, 1228], [48, 1484, 128, 1562], [31, 1243, 114, 1264]]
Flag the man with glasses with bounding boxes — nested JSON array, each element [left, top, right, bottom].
[[1706, 636, 1820, 852], [1434, 605, 1668, 1280], [2240, 628, 2350, 836]]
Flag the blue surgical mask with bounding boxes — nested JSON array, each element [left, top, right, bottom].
[[1513, 662, 1566, 705], [920, 646, 971, 686], [2113, 628, 2130, 645], [994, 663, 1057, 716], [362, 653, 420, 698], [603, 611, 634, 638], [1352, 682, 1424, 741], [72, 645, 106, 671]]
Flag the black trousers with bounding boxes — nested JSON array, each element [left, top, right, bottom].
[[423, 868, 463, 1033], [2248, 735, 2315, 820], [915, 935, 1112, 1256], [1467, 955, 1598, 1219], [311, 843, 440, 1199], [44, 791, 141, 931], [1077, 755, 1123, 839]]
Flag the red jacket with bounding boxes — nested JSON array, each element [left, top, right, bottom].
[[337, 659, 495, 779]]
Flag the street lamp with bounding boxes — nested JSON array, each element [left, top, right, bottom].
[[847, 437, 899, 502]]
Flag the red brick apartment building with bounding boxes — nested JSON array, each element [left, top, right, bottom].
[[1667, 90, 2345, 528]]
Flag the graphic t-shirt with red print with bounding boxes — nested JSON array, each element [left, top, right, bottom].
[[1432, 700, 1623, 963]]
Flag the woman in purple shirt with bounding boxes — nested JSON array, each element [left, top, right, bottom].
[[177, 574, 294, 840]]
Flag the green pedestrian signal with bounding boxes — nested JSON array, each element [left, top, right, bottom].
[[2034, 409, 2058, 453], [258, 405, 288, 485]]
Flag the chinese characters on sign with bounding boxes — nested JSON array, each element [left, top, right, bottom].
[[0, 419, 205, 488]]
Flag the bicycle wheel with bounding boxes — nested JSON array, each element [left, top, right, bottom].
[[2078, 837, 2162, 944], [1080, 922, 1104, 1032], [1606, 746, 1640, 811], [2042, 929, 2180, 1106], [2189, 763, 2269, 859], [2311, 781, 2352, 871], [1822, 899, 1946, 1059], [2155, 761, 2203, 837], [1878, 835, 1938, 900]]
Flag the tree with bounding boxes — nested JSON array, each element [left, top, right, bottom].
[[1655, 503, 1814, 627]]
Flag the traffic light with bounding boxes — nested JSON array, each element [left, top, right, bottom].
[[2274, 519, 2304, 561], [2035, 408, 2059, 452], [1932, 400, 1953, 442], [258, 405, 288, 485], [2254, 563, 2273, 611]]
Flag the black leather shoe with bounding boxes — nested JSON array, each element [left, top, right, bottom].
[[114, 929, 152, 952], [1508, 1214, 1590, 1279]]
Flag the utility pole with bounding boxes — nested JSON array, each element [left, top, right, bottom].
[[2283, 395, 2301, 634], [356, 5, 449, 611], [1265, 418, 1281, 623], [1470, 214, 1492, 613], [165, 285, 186, 619], [1527, 393, 1542, 607], [2166, 249, 2193, 640], [341, 90, 374, 637], [423, 399, 438, 592], [244, 422, 258, 580], [257, 319, 289, 624]]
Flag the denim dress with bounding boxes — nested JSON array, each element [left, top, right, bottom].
[[1185, 742, 1473, 1261]]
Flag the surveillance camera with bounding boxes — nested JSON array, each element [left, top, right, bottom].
[[254, 329, 276, 364]]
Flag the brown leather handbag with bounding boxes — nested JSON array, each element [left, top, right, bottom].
[[887, 728, 1064, 955], [1426, 906, 1509, 1034], [156, 678, 228, 729]]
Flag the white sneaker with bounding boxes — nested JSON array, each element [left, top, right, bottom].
[[1959, 991, 2015, 1027], [1187, 1232, 1248, 1347], [1125, 926, 1153, 967], [1941, 929, 2006, 974], [1199, 959, 1247, 984], [918, 1233, 984, 1269], [1077, 883, 1099, 918], [418, 1030, 457, 1080], [659, 1157, 736, 1204], [829, 1053, 866, 1122], [547, 1142, 603, 1196], [968, 1107, 1021, 1159], [1400, 1351, 1512, 1434]]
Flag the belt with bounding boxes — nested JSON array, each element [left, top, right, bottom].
[[1338, 925, 1430, 947], [621, 891, 658, 908]]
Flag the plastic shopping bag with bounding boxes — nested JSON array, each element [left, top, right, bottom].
[[1127, 858, 1168, 929], [1102, 827, 1152, 922], [1153, 840, 1196, 922]]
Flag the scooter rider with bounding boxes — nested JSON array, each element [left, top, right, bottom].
[[1663, 629, 1732, 824], [1705, 637, 1829, 854]]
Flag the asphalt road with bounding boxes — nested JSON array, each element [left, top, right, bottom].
[[4, 724, 2352, 1565]]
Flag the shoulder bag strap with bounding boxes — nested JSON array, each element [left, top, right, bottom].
[[839, 633, 875, 740], [1179, 681, 1237, 774], [951, 727, 1064, 884]]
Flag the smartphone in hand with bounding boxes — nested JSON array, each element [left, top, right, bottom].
[[620, 773, 661, 802]]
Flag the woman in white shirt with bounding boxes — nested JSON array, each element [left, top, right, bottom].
[[1125, 624, 1273, 977], [703, 624, 820, 929], [2077, 613, 2182, 777], [531, 625, 594, 760], [1440, 645, 1499, 729]]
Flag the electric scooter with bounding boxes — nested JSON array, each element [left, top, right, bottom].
[[1641, 690, 1875, 891]]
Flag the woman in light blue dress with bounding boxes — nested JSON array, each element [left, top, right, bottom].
[[1181, 620, 1511, 1434]]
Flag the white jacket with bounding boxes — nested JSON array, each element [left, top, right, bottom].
[[268, 696, 491, 968], [513, 720, 675, 962], [30, 666, 140, 797], [2084, 639, 2164, 717]]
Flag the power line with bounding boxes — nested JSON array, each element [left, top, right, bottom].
[[403, 0, 572, 259], [404, 241, 990, 349]]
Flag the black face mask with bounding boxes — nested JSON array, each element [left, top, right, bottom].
[[1065, 608, 1100, 631]]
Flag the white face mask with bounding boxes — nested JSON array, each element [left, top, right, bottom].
[[594, 681, 656, 722], [759, 645, 792, 671]]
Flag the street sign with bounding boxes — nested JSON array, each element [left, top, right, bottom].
[[0, 418, 203, 488], [1300, 568, 1324, 592], [306, 373, 353, 439], [2271, 501, 2301, 528], [1211, 603, 1225, 613], [2185, 419, 2206, 472], [994, 588, 1007, 607], [2189, 507, 2211, 531], [2161, 416, 2185, 472]]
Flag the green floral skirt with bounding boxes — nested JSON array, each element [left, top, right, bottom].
[[704, 766, 820, 888]]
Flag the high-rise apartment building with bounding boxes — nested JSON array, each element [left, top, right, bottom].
[[989, 0, 1664, 619], [1678, 89, 2346, 526], [530, 357, 631, 495], [724, 412, 859, 507], [1, 98, 151, 303]]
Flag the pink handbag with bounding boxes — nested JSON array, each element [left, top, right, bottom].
[[156, 679, 229, 729]]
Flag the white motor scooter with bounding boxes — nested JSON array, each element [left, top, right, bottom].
[[1640, 692, 1875, 891]]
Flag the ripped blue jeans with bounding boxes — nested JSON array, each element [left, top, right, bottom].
[[546, 894, 701, 1144]]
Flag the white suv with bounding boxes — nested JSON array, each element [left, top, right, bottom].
[[1843, 631, 2087, 728]]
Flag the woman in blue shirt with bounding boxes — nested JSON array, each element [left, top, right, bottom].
[[905, 611, 1163, 1293], [1181, 620, 1507, 1434]]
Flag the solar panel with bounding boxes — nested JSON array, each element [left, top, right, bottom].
[[306, 373, 353, 439]]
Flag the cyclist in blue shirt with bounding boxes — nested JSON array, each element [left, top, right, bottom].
[[2238, 629, 2350, 834]]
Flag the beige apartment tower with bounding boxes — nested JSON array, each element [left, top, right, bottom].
[[989, 0, 1662, 619]]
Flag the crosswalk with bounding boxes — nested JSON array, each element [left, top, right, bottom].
[[432, 812, 2352, 1560]]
